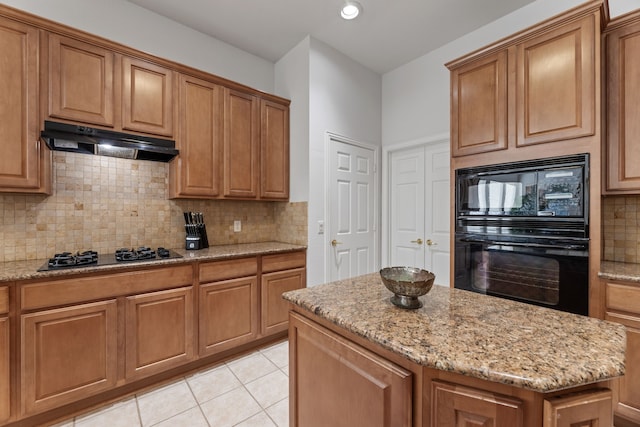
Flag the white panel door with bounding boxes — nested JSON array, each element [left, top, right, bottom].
[[424, 143, 451, 286], [329, 137, 377, 282], [390, 146, 425, 268], [389, 141, 450, 286]]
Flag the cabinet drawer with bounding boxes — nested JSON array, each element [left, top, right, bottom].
[[21, 264, 193, 311], [199, 257, 257, 283], [262, 251, 306, 273], [605, 282, 640, 315], [0, 287, 8, 314]]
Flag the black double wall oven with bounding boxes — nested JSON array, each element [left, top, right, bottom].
[[454, 154, 589, 315]]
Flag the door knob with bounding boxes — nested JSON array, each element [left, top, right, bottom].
[[331, 239, 342, 246], [426, 239, 437, 246], [411, 238, 423, 245]]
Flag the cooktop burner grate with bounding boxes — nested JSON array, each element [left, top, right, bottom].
[[48, 251, 99, 268], [38, 247, 182, 271]]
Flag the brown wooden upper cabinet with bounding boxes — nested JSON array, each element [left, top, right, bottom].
[[0, 15, 50, 194], [122, 57, 174, 137], [46, 33, 115, 127], [448, 9, 597, 159], [170, 79, 290, 200], [449, 49, 510, 157], [260, 99, 290, 200], [170, 74, 223, 198], [223, 88, 260, 199], [44, 33, 175, 138], [604, 11, 640, 193]]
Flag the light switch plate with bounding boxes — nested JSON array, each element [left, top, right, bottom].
[[234, 220, 241, 232]]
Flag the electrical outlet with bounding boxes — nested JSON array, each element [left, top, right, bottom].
[[318, 220, 324, 234], [233, 220, 241, 232]]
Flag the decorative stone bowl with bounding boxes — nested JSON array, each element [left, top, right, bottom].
[[379, 267, 435, 309]]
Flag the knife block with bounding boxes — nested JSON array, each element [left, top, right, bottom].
[[184, 213, 209, 250]]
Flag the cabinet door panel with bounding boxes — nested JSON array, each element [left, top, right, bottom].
[[606, 18, 640, 191], [261, 268, 305, 336], [606, 311, 640, 422], [125, 287, 194, 380], [290, 313, 412, 427], [543, 389, 612, 427], [199, 276, 258, 356], [517, 15, 595, 146], [122, 57, 174, 137], [47, 34, 115, 126], [0, 17, 41, 190], [432, 380, 523, 426], [172, 74, 223, 197], [0, 317, 9, 423], [260, 99, 289, 199], [618, 326, 640, 421], [21, 300, 118, 414], [223, 88, 259, 198], [450, 50, 509, 157]]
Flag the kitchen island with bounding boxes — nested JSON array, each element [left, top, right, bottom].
[[283, 273, 626, 427]]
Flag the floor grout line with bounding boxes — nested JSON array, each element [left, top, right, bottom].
[[50, 342, 290, 427]]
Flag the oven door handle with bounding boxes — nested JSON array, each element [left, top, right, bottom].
[[459, 238, 588, 251]]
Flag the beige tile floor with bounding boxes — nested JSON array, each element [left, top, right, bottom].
[[51, 340, 290, 427]]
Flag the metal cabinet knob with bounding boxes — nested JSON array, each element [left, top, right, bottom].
[[411, 238, 423, 245], [331, 239, 342, 246]]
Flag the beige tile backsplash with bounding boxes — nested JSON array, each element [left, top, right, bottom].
[[602, 195, 640, 263], [7, 153, 632, 265], [0, 152, 307, 262]]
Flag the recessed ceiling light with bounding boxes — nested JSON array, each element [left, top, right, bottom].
[[341, 1, 362, 20]]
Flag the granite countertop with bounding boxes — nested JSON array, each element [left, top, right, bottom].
[[283, 273, 626, 393], [0, 242, 306, 283], [600, 260, 640, 283]]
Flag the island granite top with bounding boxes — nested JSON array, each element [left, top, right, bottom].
[[0, 242, 306, 282], [283, 272, 626, 393]]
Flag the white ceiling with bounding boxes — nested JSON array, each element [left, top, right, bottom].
[[126, 0, 537, 74]]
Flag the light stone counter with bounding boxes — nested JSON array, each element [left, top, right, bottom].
[[283, 272, 626, 393], [0, 241, 306, 282]]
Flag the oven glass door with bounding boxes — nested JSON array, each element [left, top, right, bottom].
[[454, 235, 589, 315]]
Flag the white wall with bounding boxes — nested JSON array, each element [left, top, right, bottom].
[[609, 0, 638, 17], [381, 0, 589, 147], [275, 37, 311, 203], [306, 38, 382, 286], [2, 0, 275, 92]]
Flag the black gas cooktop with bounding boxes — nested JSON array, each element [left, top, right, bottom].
[[37, 247, 183, 272]]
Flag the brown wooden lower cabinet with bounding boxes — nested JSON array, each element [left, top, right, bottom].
[[125, 287, 195, 380], [431, 380, 523, 426], [20, 300, 118, 415], [0, 316, 9, 423], [604, 280, 640, 424], [261, 267, 305, 335], [199, 276, 258, 356], [290, 312, 413, 427], [543, 389, 612, 427], [7, 252, 305, 426]]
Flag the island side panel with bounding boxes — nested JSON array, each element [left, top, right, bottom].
[[289, 311, 413, 427], [288, 306, 616, 427]]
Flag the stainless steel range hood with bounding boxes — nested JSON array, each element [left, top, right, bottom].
[[41, 121, 178, 162]]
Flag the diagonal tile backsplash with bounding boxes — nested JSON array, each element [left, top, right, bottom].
[[0, 152, 307, 262]]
